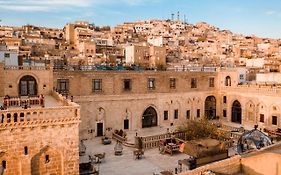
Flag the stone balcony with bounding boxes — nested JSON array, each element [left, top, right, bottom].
[[0, 92, 80, 130]]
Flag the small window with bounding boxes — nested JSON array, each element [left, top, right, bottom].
[[164, 111, 168, 120], [24, 146, 28, 155], [239, 74, 244, 80], [225, 76, 231, 86], [186, 110, 190, 119], [170, 78, 176, 89], [174, 109, 178, 119], [148, 78, 155, 90], [209, 77, 214, 87], [45, 155, 50, 163], [272, 116, 278, 125], [124, 79, 131, 91], [197, 109, 200, 118], [260, 114, 264, 123], [223, 109, 227, 117], [93, 79, 102, 92], [191, 78, 197, 88], [57, 79, 69, 93], [4, 53, 10, 58], [223, 96, 227, 104], [124, 119, 129, 129], [2, 160, 6, 169]]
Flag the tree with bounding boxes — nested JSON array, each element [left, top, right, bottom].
[[177, 119, 226, 141]]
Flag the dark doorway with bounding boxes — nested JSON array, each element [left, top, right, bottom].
[[142, 106, 157, 128], [232, 100, 242, 124], [205, 96, 216, 120], [97, 122, 103, 137], [124, 119, 129, 129], [19, 75, 37, 96]]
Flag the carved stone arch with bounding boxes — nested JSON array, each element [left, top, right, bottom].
[[142, 105, 158, 128], [31, 146, 63, 175], [97, 107, 106, 121], [18, 75, 38, 96], [205, 96, 216, 120], [255, 102, 268, 124], [246, 100, 255, 122], [0, 151, 20, 175], [231, 100, 242, 124]]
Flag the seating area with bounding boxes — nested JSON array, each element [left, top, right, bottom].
[[159, 138, 183, 155]]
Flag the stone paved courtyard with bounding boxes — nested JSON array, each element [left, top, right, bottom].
[[82, 134, 189, 175]]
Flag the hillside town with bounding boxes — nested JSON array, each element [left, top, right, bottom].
[[1, 19, 281, 72]]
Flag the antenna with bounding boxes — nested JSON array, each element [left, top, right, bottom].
[[171, 13, 174, 21], [177, 11, 180, 21]]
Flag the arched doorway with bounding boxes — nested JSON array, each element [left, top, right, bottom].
[[232, 100, 242, 124], [19, 75, 37, 96], [205, 96, 216, 120], [142, 106, 157, 128]]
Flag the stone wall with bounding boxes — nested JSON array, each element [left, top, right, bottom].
[[178, 156, 241, 175], [0, 124, 79, 174]]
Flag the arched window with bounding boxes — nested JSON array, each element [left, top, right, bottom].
[[205, 96, 216, 120], [225, 76, 231, 86], [19, 75, 37, 96]]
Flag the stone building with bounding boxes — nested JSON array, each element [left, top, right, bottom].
[[0, 64, 80, 174], [53, 67, 280, 140]]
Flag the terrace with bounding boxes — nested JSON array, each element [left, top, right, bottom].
[[0, 92, 80, 129]]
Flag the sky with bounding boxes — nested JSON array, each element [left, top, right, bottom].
[[1, 0, 281, 38]]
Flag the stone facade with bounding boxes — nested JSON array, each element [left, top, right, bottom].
[[53, 68, 280, 140]]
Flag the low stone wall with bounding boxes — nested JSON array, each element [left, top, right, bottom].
[[179, 156, 241, 175]]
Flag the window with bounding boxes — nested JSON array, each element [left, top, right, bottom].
[[223, 109, 227, 117], [57, 79, 69, 94], [4, 53, 10, 58], [148, 78, 155, 90], [191, 78, 197, 88], [209, 77, 215, 87], [123, 79, 131, 91], [225, 76, 231, 86], [24, 146, 28, 155], [239, 74, 244, 80], [92, 79, 102, 92], [186, 110, 190, 119], [174, 109, 178, 119], [45, 155, 50, 163], [260, 114, 264, 123], [124, 119, 129, 129], [272, 116, 278, 125], [164, 111, 168, 120], [223, 96, 227, 104], [197, 109, 200, 118], [170, 78, 176, 89]]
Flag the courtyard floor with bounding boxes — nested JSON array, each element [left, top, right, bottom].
[[82, 127, 190, 175]]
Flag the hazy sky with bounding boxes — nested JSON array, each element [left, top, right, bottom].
[[1, 0, 281, 38]]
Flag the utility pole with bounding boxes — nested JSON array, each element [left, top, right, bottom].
[[171, 13, 174, 21], [177, 11, 180, 21]]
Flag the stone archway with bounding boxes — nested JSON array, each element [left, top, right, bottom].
[[232, 100, 242, 124], [19, 75, 38, 96], [31, 146, 62, 175], [142, 106, 157, 128], [205, 96, 216, 120]]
